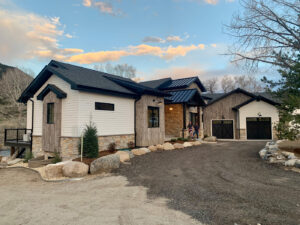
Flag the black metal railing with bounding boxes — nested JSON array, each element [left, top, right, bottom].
[[4, 128, 32, 145]]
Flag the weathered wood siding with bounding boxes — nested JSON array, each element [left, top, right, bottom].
[[42, 91, 62, 153], [203, 93, 252, 139], [136, 95, 165, 146]]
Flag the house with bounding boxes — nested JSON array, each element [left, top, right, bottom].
[[17, 60, 168, 159], [5, 60, 280, 160], [202, 89, 279, 140]]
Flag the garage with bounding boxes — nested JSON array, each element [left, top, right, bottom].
[[212, 120, 233, 139], [246, 117, 272, 139]]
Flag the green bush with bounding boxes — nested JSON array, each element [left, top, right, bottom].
[[108, 142, 116, 152], [81, 123, 99, 158], [24, 150, 33, 163], [52, 151, 62, 164], [171, 138, 177, 142]]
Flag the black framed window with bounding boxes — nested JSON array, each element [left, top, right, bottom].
[[47, 103, 54, 124], [95, 102, 114, 111], [148, 106, 159, 128]]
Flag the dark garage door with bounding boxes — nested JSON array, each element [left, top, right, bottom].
[[212, 120, 234, 139], [246, 117, 272, 139]]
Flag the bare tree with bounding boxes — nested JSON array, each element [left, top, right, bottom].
[[225, 0, 300, 69], [203, 77, 218, 93], [221, 76, 235, 93], [0, 68, 33, 124], [94, 63, 136, 79], [234, 74, 264, 92]]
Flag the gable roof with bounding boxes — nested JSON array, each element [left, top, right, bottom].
[[141, 76, 206, 92], [18, 60, 167, 103], [37, 84, 67, 100], [232, 95, 279, 110], [165, 89, 206, 106]]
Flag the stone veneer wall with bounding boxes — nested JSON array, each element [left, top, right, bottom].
[[60, 137, 80, 160], [165, 104, 183, 137], [32, 136, 43, 157], [98, 134, 134, 151], [239, 129, 246, 140]]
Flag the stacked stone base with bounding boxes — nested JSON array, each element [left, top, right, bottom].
[[32, 134, 135, 161]]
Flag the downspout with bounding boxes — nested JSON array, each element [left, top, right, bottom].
[[29, 99, 34, 152], [182, 103, 186, 138], [134, 96, 141, 148]]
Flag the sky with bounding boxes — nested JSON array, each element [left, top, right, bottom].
[[0, 0, 273, 81]]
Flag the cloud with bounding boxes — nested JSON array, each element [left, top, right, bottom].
[[204, 0, 218, 4], [65, 33, 73, 38], [67, 44, 206, 64], [142, 34, 186, 43], [211, 43, 217, 48], [82, 0, 122, 16]]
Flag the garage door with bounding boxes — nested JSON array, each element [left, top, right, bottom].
[[212, 120, 233, 139], [246, 117, 271, 139]]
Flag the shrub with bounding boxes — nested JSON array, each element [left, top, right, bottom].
[[52, 151, 62, 164], [108, 142, 116, 152], [171, 138, 177, 142], [127, 141, 135, 149], [177, 137, 183, 141], [82, 123, 99, 158], [204, 134, 208, 138], [24, 150, 33, 163]]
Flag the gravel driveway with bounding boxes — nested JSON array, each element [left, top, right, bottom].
[[118, 141, 300, 225]]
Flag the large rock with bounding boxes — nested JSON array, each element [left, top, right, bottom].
[[173, 143, 184, 149], [148, 145, 157, 152], [183, 142, 192, 147], [163, 143, 174, 151], [284, 159, 297, 167], [193, 141, 201, 146], [115, 151, 130, 163], [62, 161, 89, 178], [131, 148, 149, 156], [44, 163, 65, 179], [1, 157, 8, 163], [295, 160, 300, 168], [90, 154, 120, 174], [204, 136, 217, 142], [281, 151, 296, 159], [7, 158, 23, 166], [259, 149, 267, 159], [156, 144, 164, 151]]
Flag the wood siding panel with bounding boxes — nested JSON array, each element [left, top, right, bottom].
[[136, 95, 165, 146], [203, 93, 252, 139]]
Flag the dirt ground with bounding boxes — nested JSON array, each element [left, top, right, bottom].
[[0, 141, 299, 225], [118, 141, 300, 225]]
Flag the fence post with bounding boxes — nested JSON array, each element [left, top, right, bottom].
[[16, 129, 19, 143], [4, 129, 7, 143]]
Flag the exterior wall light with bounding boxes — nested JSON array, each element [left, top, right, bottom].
[[258, 112, 262, 117], [169, 107, 173, 111]]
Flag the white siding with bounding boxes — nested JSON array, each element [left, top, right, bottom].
[[238, 100, 279, 130], [27, 75, 80, 136], [26, 100, 32, 130], [26, 74, 135, 137], [77, 92, 135, 136]]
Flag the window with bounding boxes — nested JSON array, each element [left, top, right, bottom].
[[47, 103, 54, 124], [95, 102, 114, 111], [148, 107, 159, 128]]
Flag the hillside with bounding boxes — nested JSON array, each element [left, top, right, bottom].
[[0, 62, 34, 150]]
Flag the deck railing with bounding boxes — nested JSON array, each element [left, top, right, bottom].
[[4, 128, 32, 146]]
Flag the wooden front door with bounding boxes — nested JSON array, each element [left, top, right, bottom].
[[42, 91, 62, 153]]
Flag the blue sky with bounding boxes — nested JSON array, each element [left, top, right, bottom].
[[0, 0, 262, 81]]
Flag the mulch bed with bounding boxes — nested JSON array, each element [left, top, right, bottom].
[[73, 150, 117, 166], [169, 140, 196, 144]]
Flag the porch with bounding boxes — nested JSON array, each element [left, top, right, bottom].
[[4, 129, 32, 157]]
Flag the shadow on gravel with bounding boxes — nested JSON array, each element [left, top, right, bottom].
[[117, 141, 300, 225]]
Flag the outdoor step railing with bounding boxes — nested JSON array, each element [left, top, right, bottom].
[[4, 128, 32, 144]]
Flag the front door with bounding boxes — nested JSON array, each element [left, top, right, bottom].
[[212, 120, 234, 139], [246, 117, 271, 139], [42, 92, 62, 153]]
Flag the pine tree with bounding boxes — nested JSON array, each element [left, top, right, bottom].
[[82, 123, 99, 158]]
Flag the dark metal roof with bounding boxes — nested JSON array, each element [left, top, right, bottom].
[[141, 76, 206, 92], [232, 95, 279, 110], [19, 60, 166, 103], [37, 84, 67, 100], [165, 89, 206, 106]]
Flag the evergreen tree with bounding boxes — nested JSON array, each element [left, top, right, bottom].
[[82, 123, 99, 158]]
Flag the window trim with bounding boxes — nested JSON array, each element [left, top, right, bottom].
[[148, 106, 160, 128], [95, 102, 115, 111], [47, 103, 54, 124]]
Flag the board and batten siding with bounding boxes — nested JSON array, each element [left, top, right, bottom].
[[26, 74, 135, 137], [238, 100, 279, 129]]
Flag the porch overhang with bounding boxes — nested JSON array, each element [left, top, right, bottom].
[[164, 89, 206, 106], [37, 84, 67, 101]]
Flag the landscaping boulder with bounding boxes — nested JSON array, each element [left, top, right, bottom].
[[90, 154, 120, 174], [204, 136, 217, 142], [115, 151, 130, 163], [259, 149, 267, 159], [193, 141, 201, 146], [295, 160, 300, 168], [148, 145, 157, 152], [173, 143, 184, 149], [284, 159, 297, 167], [44, 163, 65, 179], [126, 151, 134, 159], [7, 158, 23, 166], [183, 142, 192, 147], [163, 143, 174, 151], [131, 148, 150, 156], [62, 161, 89, 178], [1, 157, 8, 163], [156, 144, 164, 151], [281, 151, 296, 159]]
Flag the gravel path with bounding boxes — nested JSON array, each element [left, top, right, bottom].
[[118, 141, 300, 225]]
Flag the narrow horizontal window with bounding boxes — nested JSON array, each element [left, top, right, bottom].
[[148, 106, 159, 128], [95, 102, 114, 111]]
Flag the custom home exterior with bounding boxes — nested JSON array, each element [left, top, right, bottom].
[[8, 60, 280, 160]]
